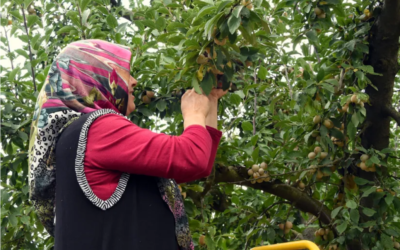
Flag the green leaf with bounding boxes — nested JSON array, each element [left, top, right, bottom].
[[350, 209, 359, 224], [357, 65, 380, 75], [267, 227, 276, 244], [359, 220, 376, 228], [344, 40, 356, 51], [362, 207, 376, 217], [106, 14, 118, 29], [331, 207, 343, 219], [194, 5, 216, 23], [305, 30, 318, 44], [337, 221, 348, 234], [21, 215, 30, 225], [217, 1, 232, 13], [229, 93, 242, 105], [204, 13, 223, 39], [381, 234, 393, 249], [347, 120, 356, 141], [351, 112, 359, 127], [8, 67, 20, 82], [354, 177, 371, 185], [232, 5, 244, 18], [4, 104, 13, 113], [192, 74, 202, 94], [18, 131, 28, 141], [362, 186, 376, 197], [227, 15, 241, 34], [79, 0, 91, 11], [56, 26, 78, 35], [8, 213, 17, 227], [258, 66, 268, 80], [385, 228, 400, 237], [27, 15, 40, 28], [252, 147, 259, 161], [385, 193, 394, 206], [242, 121, 253, 131], [205, 234, 216, 250], [82, 9, 91, 27], [369, 155, 380, 165], [156, 100, 167, 112], [317, 67, 325, 82], [137, 107, 152, 116], [186, 184, 204, 192], [201, 71, 214, 95], [331, 206, 342, 218], [346, 200, 357, 209], [156, 17, 166, 31]]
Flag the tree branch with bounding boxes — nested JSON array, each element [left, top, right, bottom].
[[383, 105, 400, 125], [213, 166, 332, 225], [20, 4, 37, 92]]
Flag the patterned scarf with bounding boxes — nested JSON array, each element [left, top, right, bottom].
[[28, 39, 193, 249]]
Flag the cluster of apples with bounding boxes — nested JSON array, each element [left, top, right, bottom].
[[331, 122, 346, 147], [141, 90, 155, 104], [315, 228, 337, 250], [308, 146, 331, 179], [392, 236, 400, 249], [278, 221, 293, 234], [356, 154, 377, 172], [247, 162, 270, 184], [362, 9, 372, 21], [313, 115, 346, 147], [340, 94, 365, 113], [314, 7, 326, 19]]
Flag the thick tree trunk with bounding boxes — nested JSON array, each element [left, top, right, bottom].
[[349, 1, 400, 249], [363, 0, 400, 150]]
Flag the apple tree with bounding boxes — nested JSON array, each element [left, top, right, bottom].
[[1, 0, 400, 249]]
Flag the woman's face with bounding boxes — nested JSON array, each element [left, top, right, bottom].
[[126, 76, 138, 116]]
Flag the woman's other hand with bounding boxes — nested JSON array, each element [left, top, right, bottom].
[[181, 89, 209, 129], [208, 87, 229, 103]]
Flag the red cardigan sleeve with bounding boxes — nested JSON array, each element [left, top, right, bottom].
[[85, 114, 222, 183]]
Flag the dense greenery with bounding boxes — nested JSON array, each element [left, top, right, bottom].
[[2, 0, 400, 249]]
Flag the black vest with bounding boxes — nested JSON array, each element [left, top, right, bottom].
[[55, 112, 179, 250]]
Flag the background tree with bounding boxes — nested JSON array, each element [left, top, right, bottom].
[[1, 0, 400, 249]]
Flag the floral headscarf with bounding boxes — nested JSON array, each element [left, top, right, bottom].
[[28, 39, 193, 250]]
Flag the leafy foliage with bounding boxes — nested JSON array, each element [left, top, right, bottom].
[[2, 0, 400, 249]]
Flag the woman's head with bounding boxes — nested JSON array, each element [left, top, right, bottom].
[[34, 39, 137, 118]]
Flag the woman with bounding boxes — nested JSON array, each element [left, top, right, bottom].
[[28, 39, 227, 249]]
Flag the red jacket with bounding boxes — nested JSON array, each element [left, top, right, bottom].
[[84, 114, 222, 200]]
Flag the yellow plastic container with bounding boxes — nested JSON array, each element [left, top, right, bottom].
[[251, 240, 319, 250]]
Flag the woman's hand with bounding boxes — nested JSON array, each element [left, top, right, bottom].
[[181, 89, 209, 129], [208, 87, 229, 103], [205, 87, 229, 129]]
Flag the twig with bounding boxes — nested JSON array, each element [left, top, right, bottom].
[[244, 201, 290, 249], [2, 26, 18, 98], [76, 1, 86, 39], [284, 64, 293, 99], [314, 46, 321, 63], [20, 4, 37, 92], [337, 68, 345, 91], [3, 27, 14, 71], [252, 67, 258, 148]]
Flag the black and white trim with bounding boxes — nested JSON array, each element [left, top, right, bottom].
[[75, 109, 130, 210]]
